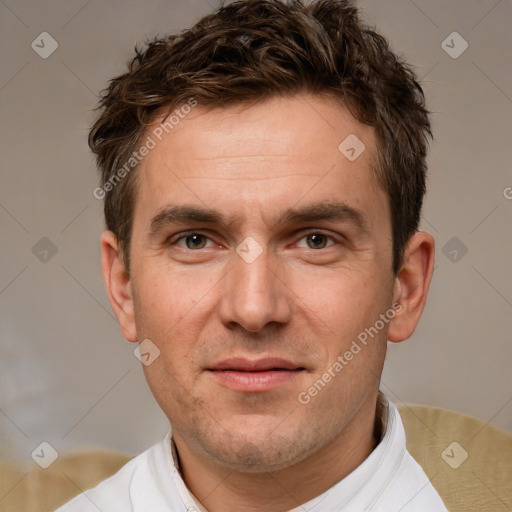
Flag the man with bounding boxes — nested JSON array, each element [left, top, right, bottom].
[[57, 0, 447, 510]]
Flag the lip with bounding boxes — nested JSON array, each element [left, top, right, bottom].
[[207, 357, 306, 392], [208, 357, 303, 372]]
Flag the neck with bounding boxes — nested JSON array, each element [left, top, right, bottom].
[[172, 392, 381, 512]]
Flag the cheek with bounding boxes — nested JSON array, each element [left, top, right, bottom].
[[293, 266, 378, 329], [135, 277, 203, 417], [132, 264, 219, 376], [292, 266, 392, 378], [134, 262, 219, 332]]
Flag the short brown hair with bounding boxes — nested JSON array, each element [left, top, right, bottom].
[[89, 0, 432, 274]]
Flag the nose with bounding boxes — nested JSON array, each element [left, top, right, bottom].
[[218, 243, 293, 333]]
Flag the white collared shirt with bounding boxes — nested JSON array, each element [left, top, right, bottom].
[[56, 395, 449, 512]]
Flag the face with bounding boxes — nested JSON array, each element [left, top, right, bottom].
[[115, 94, 401, 471]]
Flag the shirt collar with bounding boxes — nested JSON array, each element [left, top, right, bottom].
[[165, 391, 401, 512], [374, 390, 389, 444], [289, 392, 405, 511]]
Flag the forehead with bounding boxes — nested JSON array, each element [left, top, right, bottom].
[[134, 94, 386, 229]]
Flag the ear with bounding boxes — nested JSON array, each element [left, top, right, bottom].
[[100, 230, 138, 342], [387, 231, 435, 343]]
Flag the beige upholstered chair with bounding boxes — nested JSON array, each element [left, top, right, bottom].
[[0, 450, 130, 512], [399, 405, 511, 511], [1, 405, 511, 511]]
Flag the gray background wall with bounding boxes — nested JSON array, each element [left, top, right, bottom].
[[1, 0, 511, 466]]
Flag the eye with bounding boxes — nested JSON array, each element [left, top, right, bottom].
[[296, 233, 335, 249], [174, 233, 215, 250]]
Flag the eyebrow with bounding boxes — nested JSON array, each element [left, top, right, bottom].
[[148, 201, 369, 237], [275, 201, 369, 233], [149, 205, 224, 236]]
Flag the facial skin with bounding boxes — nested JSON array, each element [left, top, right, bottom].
[[101, 94, 434, 512]]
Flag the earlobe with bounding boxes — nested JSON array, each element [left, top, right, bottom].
[[100, 231, 138, 342], [387, 231, 435, 343]]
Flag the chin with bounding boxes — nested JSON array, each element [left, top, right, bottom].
[[197, 421, 319, 473]]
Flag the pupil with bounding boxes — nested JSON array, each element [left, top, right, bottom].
[[187, 235, 205, 249], [308, 234, 326, 248]]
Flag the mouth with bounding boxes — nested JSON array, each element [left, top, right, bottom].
[[206, 358, 306, 392]]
